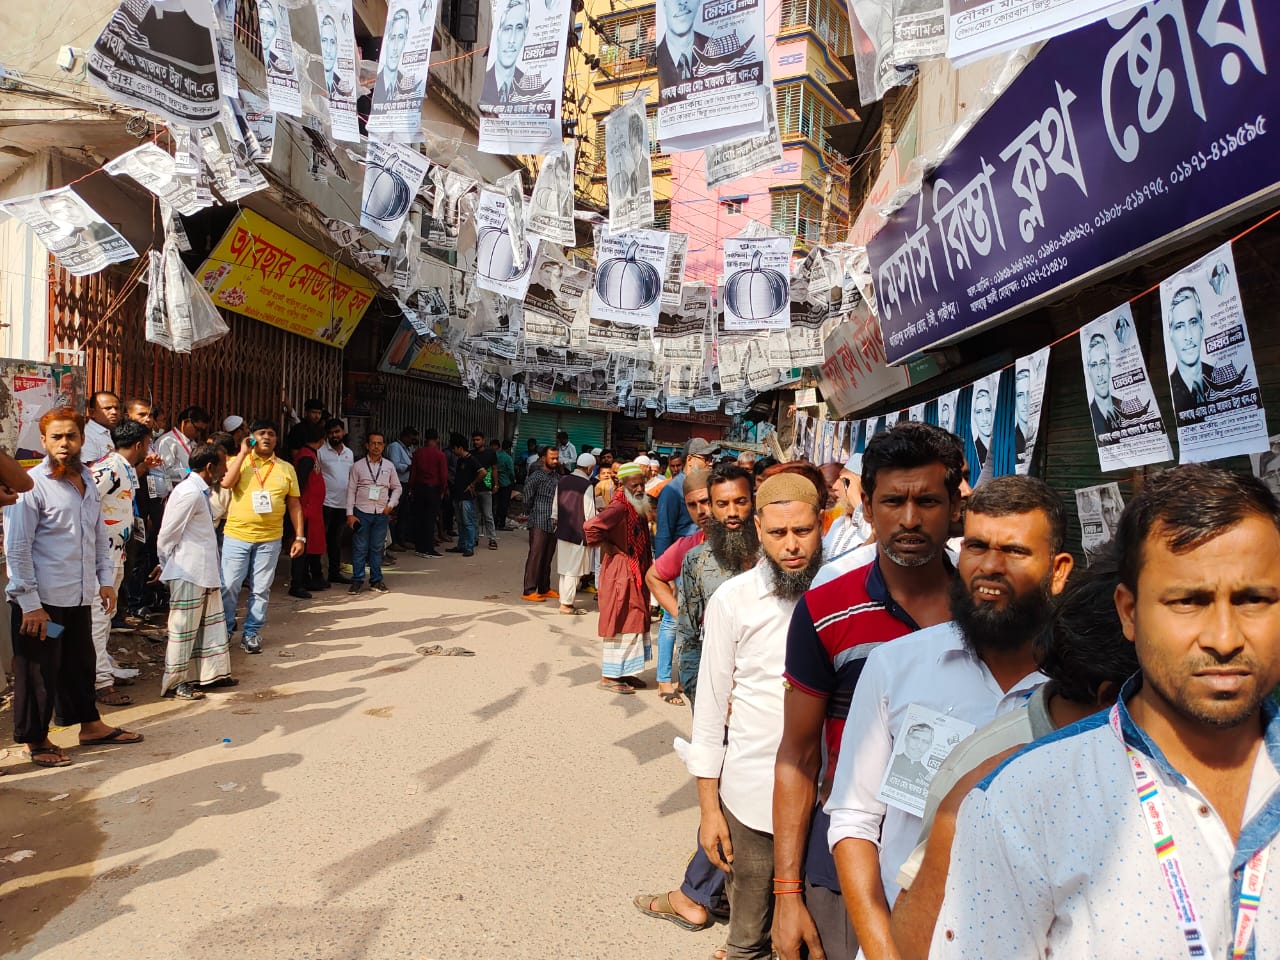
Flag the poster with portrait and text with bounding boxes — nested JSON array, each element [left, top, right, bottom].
[[0, 188, 137, 277], [1013, 347, 1049, 475], [605, 93, 655, 233], [367, 1, 437, 141], [315, 0, 360, 142], [969, 372, 1000, 477], [259, 0, 302, 116], [526, 145, 577, 246], [478, 0, 570, 154]]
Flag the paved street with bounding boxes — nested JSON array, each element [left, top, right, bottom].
[[0, 538, 723, 960]]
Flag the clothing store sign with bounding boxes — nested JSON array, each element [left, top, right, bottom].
[[869, 0, 1280, 364]]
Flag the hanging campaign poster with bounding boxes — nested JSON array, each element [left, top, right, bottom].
[[367, 1, 436, 141], [0, 188, 137, 277], [591, 228, 670, 327], [0, 361, 86, 465], [495, 170, 529, 270], [1250, 436, 1280, 502], [947, 0, 1146, 66], [722, 236, 792, 331], [359, 140, 432, 243], [427, 166, 477, 251], [1078, 304, 1172, 472], [891, 0, 946, 63], [970, 371, 1000, 475], [936, 388, 960, 434], [605, 93, 655, 234], [316, 0, 360, 142], [213, 0, 238, 97], [258, 0, 302, 116], [703, 90, 783, 188], [88, 0, 222, 127], [477, 0, 570, 154], [523, 250, 592, 347], [1075, 482, 1124, 565], [661, 233, 689, 308], [526, 145, 576, 246], [1014, 346, 1049, 474], [473, 190, 538, 299], [1160, 242, 1269, 464], [877, 704, 976, 818], [654, 0, 769, 152], [907, 403, 925, 422], [105, 142, 208, 216], [657, 282, 710, 365]]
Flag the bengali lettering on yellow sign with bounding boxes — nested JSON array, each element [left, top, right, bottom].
[[195, 209, 375, 349], [407, 338, 461, 381]]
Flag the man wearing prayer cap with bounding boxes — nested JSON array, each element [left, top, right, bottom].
[[553, 454, 598, 614], [585, 461, 653, 693]]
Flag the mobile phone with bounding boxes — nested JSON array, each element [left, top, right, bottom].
[[248, 437, 257, 447], [45, 622, 64, 639]]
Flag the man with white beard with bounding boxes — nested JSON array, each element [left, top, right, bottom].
[[585, 461, 654, 694]]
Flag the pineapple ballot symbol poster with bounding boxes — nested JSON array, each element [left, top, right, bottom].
[[590, 228, 671, 328], [722, 236, 792, 331], [1159, 241, 1268, 464], [1078, 303, 1172, 473]]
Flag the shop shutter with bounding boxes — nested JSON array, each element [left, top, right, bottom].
[[517, 405, 605, 453], [516, 407, 560, 454]]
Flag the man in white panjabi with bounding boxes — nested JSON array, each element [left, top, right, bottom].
[[553, 453, 597, 614]]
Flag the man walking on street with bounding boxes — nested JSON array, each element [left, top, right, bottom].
[[553, 453, 597, 614], [448, 433, 484, 559], [318, 418, 353, 584], [493, 439, 515, 532], [410, 429, 447, 559], [5, 409, 143, 767], [220, 421, 305, 654], [585, 461, 652, 693], [522, 445, 560, 601], [89, 418, 151, 707], [83, 390, 121, 463], [347, 431, 402, 595], [472, 430, 499, 550], [157, 443, 234, 699]]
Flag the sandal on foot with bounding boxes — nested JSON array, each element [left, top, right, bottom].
[[661, 691, 686, 706], [620, 676, 649, 689], [195, 677, 239, 689], [24, 745, 71, 768], [164, 682, 205, 700], [558, 607, 587, 616], [79, 727, 144, 746], [631, 892, 712, 932], [95, 687, 132, 706], [599, 679, 636, 695]]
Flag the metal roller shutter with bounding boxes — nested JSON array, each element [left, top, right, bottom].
[[517, 405, 606, 454]]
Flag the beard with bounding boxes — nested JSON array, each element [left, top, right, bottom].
[[882, 532, 941, 568], [705, 517, 760, 570], [950, 573, 1055, 655], [765, 548, 824, 601], [48, 453, 83, 480], [624, 489, 652, 518]]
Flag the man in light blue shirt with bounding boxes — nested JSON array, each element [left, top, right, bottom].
[[5, 409, 143, 768], [386, 426, 416, 548]]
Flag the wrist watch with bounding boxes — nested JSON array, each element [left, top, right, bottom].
[[296, 536, 307, 542]]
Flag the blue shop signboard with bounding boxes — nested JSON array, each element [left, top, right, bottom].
[[869, 0, 1279, 365]]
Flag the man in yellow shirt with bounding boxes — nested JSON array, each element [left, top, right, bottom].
[[220, 420, 304, 654]]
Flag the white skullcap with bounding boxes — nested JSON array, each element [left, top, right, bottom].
[[576, 453, 597, 469], [223, 415, 245, 432], [844, 453, 863, 475]]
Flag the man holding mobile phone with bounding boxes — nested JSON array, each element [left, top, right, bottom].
[[4, 408, 144, 768]]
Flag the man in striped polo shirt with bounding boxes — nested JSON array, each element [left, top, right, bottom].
[[772, 422, 963, 960]]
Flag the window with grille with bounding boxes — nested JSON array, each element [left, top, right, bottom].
[[775, 83, 846, 145], [600, 11, 656, 69], [654, 200, 671, 230], [723, 198, 743, 215], [778, 0, 851, 56], [770, 191, 822, 244]]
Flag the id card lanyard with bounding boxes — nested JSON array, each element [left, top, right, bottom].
[[251, 457, 276, 490], [1109, 704, 1269, 960]]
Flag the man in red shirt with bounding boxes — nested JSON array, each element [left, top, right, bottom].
[[410, 429, 448, 559]]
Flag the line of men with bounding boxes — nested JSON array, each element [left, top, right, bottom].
[[628, 419, 1280, 960]]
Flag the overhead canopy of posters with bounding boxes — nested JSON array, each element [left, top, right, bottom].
[[360, 140, 432, 243], [722, 236, 792, 331], [1014, 347, 1049, 474], [1159, 241, 1268, 463], [526, 146, 576, 246], [591, 229, 670, 328], [105, 142, 209, 216], [195, 208, 376, 348], [88, 0, 222, 127], [259, 0, 302, 116], [869, 1, 1280, 364], [0, 188, 137, 277], [948, 0, 1147, 66], [478, 0, 570, 154], [316, 0, 360, 142], [1078, 304, 1172, 472], [367, 1, 436, 141], [816, 302, 913, 418], [654, 0, 769, 152], [605, 93, 655, 234]]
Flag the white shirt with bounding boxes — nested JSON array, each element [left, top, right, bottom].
[[825, 621, 1044, 905], [83, 419, 113, 464], [559, 440, 577, 463], [157, 472, 222, 589], [154, 428, 195, 498], [317, 442, 354, 509], [931, 686, 1280, 959], [822, 508, 871, 559], [686, 563, 799, 833]]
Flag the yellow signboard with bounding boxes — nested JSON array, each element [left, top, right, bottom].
[[195, 209, 376, 349], [408, 338, 461, 381]]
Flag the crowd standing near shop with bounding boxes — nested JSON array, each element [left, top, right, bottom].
[[5, 401, 1280, 960]]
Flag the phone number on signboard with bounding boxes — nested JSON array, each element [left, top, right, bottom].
[[1018, 256, 1068, 290], [1095, 178, 1169, 228], [1169, 115, 1267, 185]]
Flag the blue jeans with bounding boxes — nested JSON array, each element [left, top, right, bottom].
[[351, 510, 389, 583], [455, 498, 476, 553], [657, 607, 677, 684], [221, 535, 282, 638]]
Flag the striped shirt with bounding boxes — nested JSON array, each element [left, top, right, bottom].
[[524, 466, 559, 533]]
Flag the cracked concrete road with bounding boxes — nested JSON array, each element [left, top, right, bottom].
[[0, 537, 725, 959]]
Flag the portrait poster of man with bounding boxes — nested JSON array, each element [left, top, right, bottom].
[[1077, 304, 1171, 472], [367, 1, 437, 141], [936, 388, 959, 434], [1013, 346, 1049, 475], [88, 0, 222, 127], [654, 0, 769, 151], [1075, 482, 1123, 566], [478, 0, 571, 155], [969, 372, 1000, 475], [1159, 242, 1268, 463], [1250, 436, 1280, 502], [604, 94, 655, 233], [105, 142, 208, 216], [232, 91, 276, 163], [526, 144, 577, 247], [316, 0, 360, 142], [523, 250, 592, 347], [877, 703, 975, 819], [0, 187, 137, 277], [258, 0, 302, 116], [213, 0, 238, 96], [359, 140, 432, 242]]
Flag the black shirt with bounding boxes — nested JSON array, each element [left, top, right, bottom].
[[472, 447, 496, 490], [454, 453, 480, 501]]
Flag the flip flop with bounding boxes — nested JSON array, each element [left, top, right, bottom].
[[599, 679, 636, 695], [558, 607, 587, 616], [620, 676, 649, 689], [631, 892, 713, 932], [195, 677, 240, 689], [23, 745, 71, 768], [79, 728, 145, 746], [661, 691, 686, 706], [95, 687, 133, 706]]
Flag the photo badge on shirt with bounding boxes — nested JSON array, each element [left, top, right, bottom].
[[877, 703, 976, 818]]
